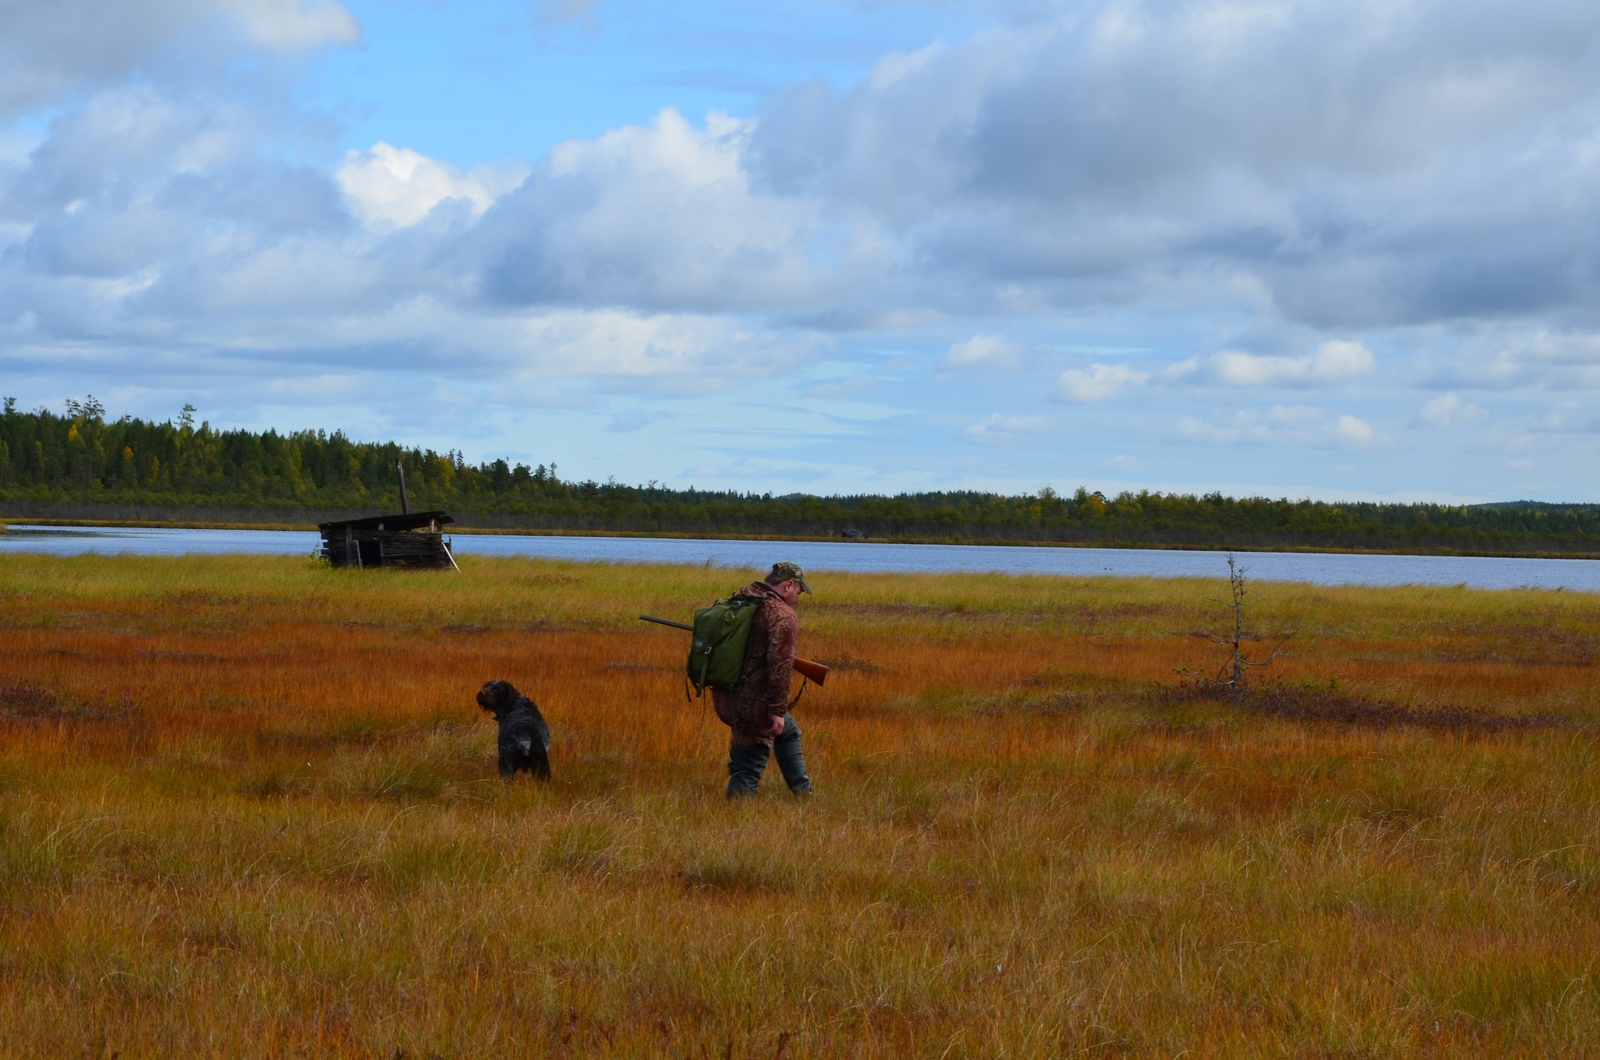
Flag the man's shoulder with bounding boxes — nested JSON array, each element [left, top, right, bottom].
[[739, 582, 796, 623], [763, 592, 797, 629]]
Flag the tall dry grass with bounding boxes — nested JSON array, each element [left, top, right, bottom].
[[1, 553, 1599, 1055]]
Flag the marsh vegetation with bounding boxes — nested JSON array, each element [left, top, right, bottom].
[[0, 555, 1597, 1054]]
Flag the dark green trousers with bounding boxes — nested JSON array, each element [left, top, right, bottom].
[[727, 715, 811, 798]]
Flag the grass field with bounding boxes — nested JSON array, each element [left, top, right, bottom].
[[1, 554, 1598, 1056]]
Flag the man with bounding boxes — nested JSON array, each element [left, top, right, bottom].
[[712, 561, 814, 799]]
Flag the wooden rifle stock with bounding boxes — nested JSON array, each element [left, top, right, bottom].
[[791, 656, 828, 687], [638, 614, 829, 687]]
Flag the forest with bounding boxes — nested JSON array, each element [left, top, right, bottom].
[[3, 398, 1598, 555]]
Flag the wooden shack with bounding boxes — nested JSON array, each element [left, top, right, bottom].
[[317, 510, 457, 569], [317, 461, 459, 570]]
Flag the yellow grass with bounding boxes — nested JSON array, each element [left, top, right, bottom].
[[1, 553, 1599, 1055]]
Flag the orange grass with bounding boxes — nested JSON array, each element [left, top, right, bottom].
[[1, 553, 1599, 1055]]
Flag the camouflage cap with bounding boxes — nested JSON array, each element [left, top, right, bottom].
[[768, 561, 813, 594]]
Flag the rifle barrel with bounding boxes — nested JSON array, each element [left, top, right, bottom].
[[639, 614, 694, 632]]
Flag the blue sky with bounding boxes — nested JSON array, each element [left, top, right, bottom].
[[4, 0, 1600, 501], [310, 1, 992, 165]]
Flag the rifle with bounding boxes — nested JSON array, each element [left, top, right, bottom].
[[639, 615, 829, 687]]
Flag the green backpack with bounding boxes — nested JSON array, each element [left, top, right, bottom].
[[687, 593, 763, 695]]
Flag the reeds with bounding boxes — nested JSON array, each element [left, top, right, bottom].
[[1, 554, 1598, 1054]]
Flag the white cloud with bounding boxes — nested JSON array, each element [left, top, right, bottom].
[[0, 0, 358, 117], [1161, 354, 1202, 381], [1524, 401, 1600, 434], [474, 108, 837, 312], [234, 0, 359, 49], [1175, 405, 1379, 448], [1054, 362, 1149, 402], [750, 0, 1600, 339], [964, 413, 1053, 444], [940, 334, 1019, 370], [865, 43, 945, 92], [337, 143, 526, 230], [1422, 328, 1600, 392], [1524, 332, 1600, 366], [1205, 341, 1375, 387], [1416, 392, 1488, 428], [1335, 414, 1375, 445], [1310, 341, 1376, 379], [188, 300, 821, 389], [0, 76, 839, 399], [1210, 353, 1288, 386], [508, 309, 818, 382]]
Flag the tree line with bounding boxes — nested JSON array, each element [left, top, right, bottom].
[[3, 397, 1598, 555]]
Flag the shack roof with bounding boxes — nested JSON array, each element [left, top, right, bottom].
[[317, 510, 454, 534]]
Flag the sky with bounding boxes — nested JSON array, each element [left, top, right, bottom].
[[3, 0, 1600, 502]]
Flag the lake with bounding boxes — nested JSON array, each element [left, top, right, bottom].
[[5, 523, 1600, 591]]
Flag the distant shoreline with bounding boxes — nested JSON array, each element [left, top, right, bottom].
[[6, 515, 1600, 561]]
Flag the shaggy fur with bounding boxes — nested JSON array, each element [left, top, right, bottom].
[[476, 680, 552, 779]]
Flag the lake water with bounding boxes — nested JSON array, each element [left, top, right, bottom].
[[5, 523, 1600, 591]]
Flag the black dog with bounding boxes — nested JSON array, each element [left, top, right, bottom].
[[476, 680, 551, 779]]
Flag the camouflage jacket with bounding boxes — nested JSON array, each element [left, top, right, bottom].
[[712, 581, 798, 748]]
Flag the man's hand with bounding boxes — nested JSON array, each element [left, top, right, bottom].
[[765, 713, 786, 739]]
